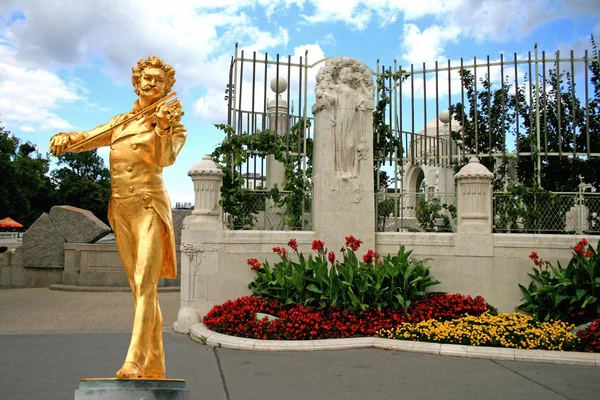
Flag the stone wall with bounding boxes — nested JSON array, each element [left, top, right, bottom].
[[174, 85, 600, 333], [375, 233, 595, 312], [62, 243, 182, 288], [0, 207, 188, 289], [174, 224, 599, 333]]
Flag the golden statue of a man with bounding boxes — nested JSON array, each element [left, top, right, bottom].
[[49, 56, 186, 379]]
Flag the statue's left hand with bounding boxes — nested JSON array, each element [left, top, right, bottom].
[[155, 99, 184, 131], [48, 132, 72, 157]]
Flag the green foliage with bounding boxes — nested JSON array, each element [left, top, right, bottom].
[[518, 239, 600, 324], [0, 120, 55, 227], [449, 68, 519, 190], [249, 241, 440, 312], [415, 195, 457, 232], [212, 121, 313, 229], [450, 38, 600, 192], [1, 115, 112, 226], [493, 184, 572, 233], [51, 151, 111, 225], [373, 68, 407, 191]]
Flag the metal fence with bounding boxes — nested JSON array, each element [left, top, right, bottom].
[[220, 44, 319, 229], [226, 43, 314, 181], [223, 190, 312, 231], [493, 191, 600, 234], [373, 46, 599, 236], [376, 191, 457, 232], [221, 43, 599, 233], [375, 47, 600, 166]]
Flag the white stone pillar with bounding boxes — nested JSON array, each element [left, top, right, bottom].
[[455, 157, 493, 234], [312, 57, 376, 251], [266, 77, 289, 189], [174, 155, 223, 334], [186, 155, 223, 229]]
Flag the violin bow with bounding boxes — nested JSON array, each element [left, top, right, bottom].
[[63, 91, 177, 153]]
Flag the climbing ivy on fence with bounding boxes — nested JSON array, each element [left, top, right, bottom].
[[212, 121, 313, 229]]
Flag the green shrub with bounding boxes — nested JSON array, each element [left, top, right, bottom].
[[248, 236, 440, 311], [518, 239, 600, 324]]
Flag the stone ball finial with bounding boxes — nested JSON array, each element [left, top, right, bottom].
[[188, 154, 223, 177], [439, 110, 450, 124], [270, 77, 287, 94], [455, 157, 494, 180]]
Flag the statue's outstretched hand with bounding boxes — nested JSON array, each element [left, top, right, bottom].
[[155, 99, 184, 132], [48, 132, 71, 157]]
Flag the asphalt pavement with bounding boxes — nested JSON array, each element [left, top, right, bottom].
[[1, 288, 599, 400]]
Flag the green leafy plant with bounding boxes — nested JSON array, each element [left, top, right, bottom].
[[518, 239, 600, 324], [248, 237, 440, 312], [493, 184, 572, 233], [415, 195, 457, 232], [372, 68, 408, 192], [212, 121, 313, 230]]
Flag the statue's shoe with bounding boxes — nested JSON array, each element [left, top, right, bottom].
[[144, 369, 165, 379], [116, 361, 144, 379], [143, 351, 165, 379]]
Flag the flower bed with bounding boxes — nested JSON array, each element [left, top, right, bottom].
[[377, 312, 577, 351], [203, 293, 490, 340], [202, 237, 600, 352]]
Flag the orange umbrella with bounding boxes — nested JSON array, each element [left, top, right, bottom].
[[0, 217, 24, 229]]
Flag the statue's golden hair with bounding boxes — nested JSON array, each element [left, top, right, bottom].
[[131, 56, 176, 95]]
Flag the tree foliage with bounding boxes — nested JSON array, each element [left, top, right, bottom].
[[450, 37, 600, 192], [0, 119, 55, 227], [0, 116, 112, 227], [51, 151, 111, 225]]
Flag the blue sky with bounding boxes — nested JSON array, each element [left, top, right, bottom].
[[0, 0, 599, 205]]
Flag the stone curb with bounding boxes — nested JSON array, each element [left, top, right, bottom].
[[189, 323, 600, 366], [49, 284, 180, 293]]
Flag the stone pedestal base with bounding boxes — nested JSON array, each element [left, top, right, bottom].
[[74, 378, 189, 399]]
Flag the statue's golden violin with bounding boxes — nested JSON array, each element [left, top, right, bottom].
[[59, 91, 177, 154]]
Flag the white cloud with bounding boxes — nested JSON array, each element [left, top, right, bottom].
[[401, 23, 461, 66], [193, 43, 326, 124], [0, 0, 293, 130], [0, 47, 84, 132], [19, 125, 35, 132]]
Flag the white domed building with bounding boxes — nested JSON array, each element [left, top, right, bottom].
[[402, 110, 461, 196]]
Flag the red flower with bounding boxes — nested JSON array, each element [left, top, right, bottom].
[[272, 247, 287, 258], [247, 258, 262, 271], [362, 249, 378, 264], [529, 251, 538, 261], [345, 235, 363, 251], [312, 240, 325, 252], [288, 238, 298, 251], [574, 239, 589, 256], [328, 251, 336, 263], [586, 250, 593, 258]]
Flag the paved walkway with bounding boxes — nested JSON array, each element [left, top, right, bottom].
[[1, 288, 599, 400]]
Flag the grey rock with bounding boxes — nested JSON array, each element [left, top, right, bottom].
[[22, 213, 66, 269], [49, 205, 110, 243], [172, 209, 192, 246]]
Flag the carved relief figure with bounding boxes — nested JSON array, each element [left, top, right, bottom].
[[316, 58, 373, 181]]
